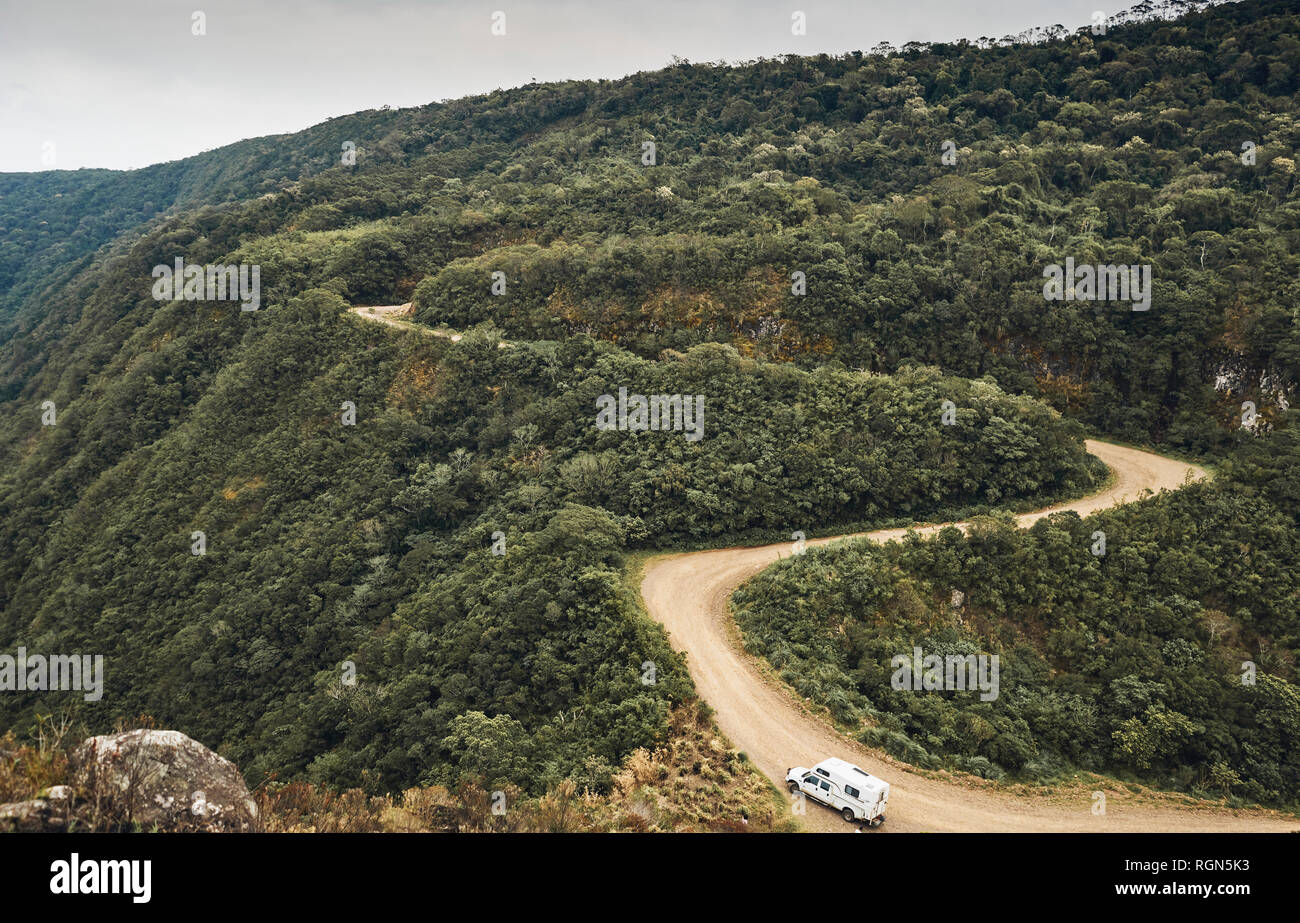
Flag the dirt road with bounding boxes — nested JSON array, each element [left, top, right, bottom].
[[349, 304, 509, 347], [641, 441, 1299, 832], [348, 303, 440, 336]]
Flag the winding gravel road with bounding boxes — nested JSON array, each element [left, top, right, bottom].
[[641, 441, 1299, 833]]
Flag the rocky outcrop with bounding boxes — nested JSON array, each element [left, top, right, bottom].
[[69, 729, 258, 832]]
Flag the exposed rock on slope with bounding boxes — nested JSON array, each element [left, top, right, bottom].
[[0, 729, 258, 832], [71, 729, 258, 832]]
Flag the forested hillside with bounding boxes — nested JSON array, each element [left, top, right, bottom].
[[6, 0, 1297, 446], [0, 0, 1296, 804], [0, 260, 1096, 791]]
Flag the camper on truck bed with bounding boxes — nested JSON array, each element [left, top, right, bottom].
[[786, 758, 889, 827]]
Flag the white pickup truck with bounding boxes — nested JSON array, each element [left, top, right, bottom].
[[786, 757, 889, 827]]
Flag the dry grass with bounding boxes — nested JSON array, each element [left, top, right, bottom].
[[254, 700, 793, 833], [3, 701, 792, 833]]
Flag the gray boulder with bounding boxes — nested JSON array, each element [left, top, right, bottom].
[[71, 729, 258, 831]]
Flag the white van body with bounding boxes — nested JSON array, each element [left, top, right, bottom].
[[785, 757, 889, 826]]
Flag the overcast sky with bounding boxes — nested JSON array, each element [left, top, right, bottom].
[[3, 0, 1124, 173]]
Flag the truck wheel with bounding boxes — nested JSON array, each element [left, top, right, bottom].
[[842, 807, 856, 823], [787, 781, 800, 793]]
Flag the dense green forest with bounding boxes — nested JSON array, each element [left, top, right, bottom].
[[5, 0, 1297, 447], [733, 429, 1300, 805], [0, 0, 1297, 800], [0, 281, 1093, 792]]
